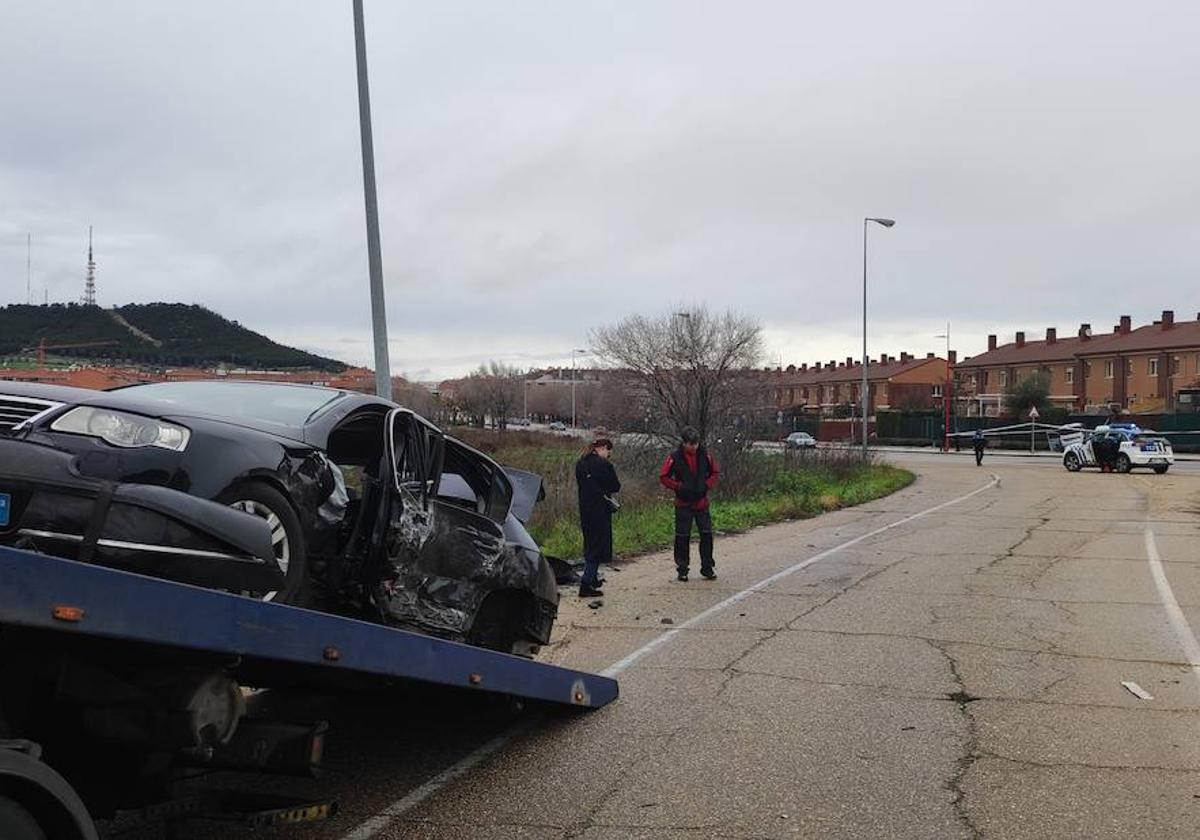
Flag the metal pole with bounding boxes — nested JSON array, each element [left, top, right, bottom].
[[352, 0, 392, 401], [861, 220, 869, 459], [943, 324, 951, 452], [571, 354, 577, 428]]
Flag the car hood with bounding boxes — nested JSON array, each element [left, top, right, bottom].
[[1, 380, 308, 443]]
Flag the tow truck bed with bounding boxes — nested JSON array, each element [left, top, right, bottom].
[[0, 546, 617, 708], [0, 546, 617, 838]]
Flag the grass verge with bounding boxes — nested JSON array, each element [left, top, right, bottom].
[[451, 428, 915, 563], [531, 463, 914, 560]]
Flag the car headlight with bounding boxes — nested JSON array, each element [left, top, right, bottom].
[[51, 406, 191, 451]]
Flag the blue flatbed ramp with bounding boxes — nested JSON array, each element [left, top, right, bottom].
[[0, 546, 618, 709]]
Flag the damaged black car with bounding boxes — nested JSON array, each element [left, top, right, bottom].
[[0, 381, 558, 655]]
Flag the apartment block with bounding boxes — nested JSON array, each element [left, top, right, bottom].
[[764, 352, 950, 414], [955, 310, 1200, 415]]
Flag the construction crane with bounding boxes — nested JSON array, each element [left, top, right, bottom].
[[18, 339, 119, 367]]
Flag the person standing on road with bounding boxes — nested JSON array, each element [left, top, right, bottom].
[[575, 436, 620, 598], [1094, 431, 1117, 473], [972, 429, 986, 466], [659, 426, 720, 582]]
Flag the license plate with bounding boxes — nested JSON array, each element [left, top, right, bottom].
[[0, 493, 9, 528], [1150, 458, 1166, 464]]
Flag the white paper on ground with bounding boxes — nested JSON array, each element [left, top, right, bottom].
[[1121, 680, 1154, 700]]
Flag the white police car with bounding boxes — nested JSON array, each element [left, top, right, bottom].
[[1061, 424, 1174, 474]]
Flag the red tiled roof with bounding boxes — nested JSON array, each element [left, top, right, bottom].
[[955, 333, 1120, 368], [1075, 318, 1200, 356], [956, 316, 1200, 367], [771, 356, 945, 387]]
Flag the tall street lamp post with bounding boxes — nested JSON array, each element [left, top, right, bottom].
[[352, 0, 392, 400], [571, 349, 587, 428], [862, 217, 895, 458], [936, 323, 952, 451]]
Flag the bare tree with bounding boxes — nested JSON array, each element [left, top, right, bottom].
[[390, 376, 436, 416], [592, 306, 763, 442], [472, 360, 523, 429]]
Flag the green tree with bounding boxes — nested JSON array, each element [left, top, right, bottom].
[[1004, 371, 1051, 417]]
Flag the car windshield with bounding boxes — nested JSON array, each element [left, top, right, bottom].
[[118, 381, 345, 426]]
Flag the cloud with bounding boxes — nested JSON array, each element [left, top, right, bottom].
[[3, 1, 1199, 378]]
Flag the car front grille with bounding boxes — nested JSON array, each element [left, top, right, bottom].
[[0, 395, 64, 434]]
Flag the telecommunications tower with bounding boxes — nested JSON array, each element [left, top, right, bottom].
[[83, 225, 96, 306]]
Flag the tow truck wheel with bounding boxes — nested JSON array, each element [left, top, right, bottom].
[[1115, 454, 1132, 474], [220, 482, 310, 606], [1153, 465, 1169, 474], [0, 796, 47, 840], [1063, 452, 1082, 472]]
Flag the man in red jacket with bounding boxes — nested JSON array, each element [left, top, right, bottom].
[[659, 426, 720, 581]]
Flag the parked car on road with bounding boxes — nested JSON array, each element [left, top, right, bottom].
[[784, 431, 817, 449], [0, 380, 558, 655], [1061, 424, 1174, 474], [548, 421, 567, 431]]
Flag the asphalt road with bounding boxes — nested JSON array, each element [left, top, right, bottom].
[[106, 455, 1200, 839]]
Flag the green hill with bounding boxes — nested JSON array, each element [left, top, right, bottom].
[[0, 303, 347, 371]]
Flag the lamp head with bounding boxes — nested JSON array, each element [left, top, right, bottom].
[[867, 217, 896, 228]]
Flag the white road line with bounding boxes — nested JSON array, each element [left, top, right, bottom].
[[1143, 528, 1200, 695], [338, 720, 537, 840], [601, 473, 1000, 677], [338, 474, 1000, 839]]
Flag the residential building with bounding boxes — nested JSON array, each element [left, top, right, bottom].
[[955, 311, 1200, 415], [765, 352, 950, 414]]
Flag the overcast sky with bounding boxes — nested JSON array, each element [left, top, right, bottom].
[[3, 2, 1198, 380]]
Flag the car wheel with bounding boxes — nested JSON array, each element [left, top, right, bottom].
[[0, 797, 47, 840], [1115, 453, 1132, 474], [219, 482, 310, 605], [1153, 465, 1169, 474], [1063, 452, 1081, 472]]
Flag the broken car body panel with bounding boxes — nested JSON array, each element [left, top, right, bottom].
[[370, 411, 557, 647]]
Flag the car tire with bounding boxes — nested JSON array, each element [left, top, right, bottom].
[[0, 797, 47, 840], [1153, 465, 1169, 474], [1115, 454, 1132, 474], [219, 482, 310, 606], [1063, 452, 1082, 472]]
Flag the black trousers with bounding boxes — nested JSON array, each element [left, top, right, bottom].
[[674, 506, 714, 574], [974, 446, 984, 466], [581, 515, 612, 589]]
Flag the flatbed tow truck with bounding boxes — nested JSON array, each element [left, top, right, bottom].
[[0, 545, 619, 838]]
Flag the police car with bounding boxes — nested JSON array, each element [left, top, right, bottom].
[[1061, 424, 1174, 474]]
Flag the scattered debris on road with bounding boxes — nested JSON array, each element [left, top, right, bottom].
[[661, 617, 674, 625], [1121, 680, 1154, 700]]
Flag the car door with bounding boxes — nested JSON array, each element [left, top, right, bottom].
[[382, 407, 440, 540], [376, 411, 511, 637], [423, 437, 511, 579], [1081, 432, 1097, 465]]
